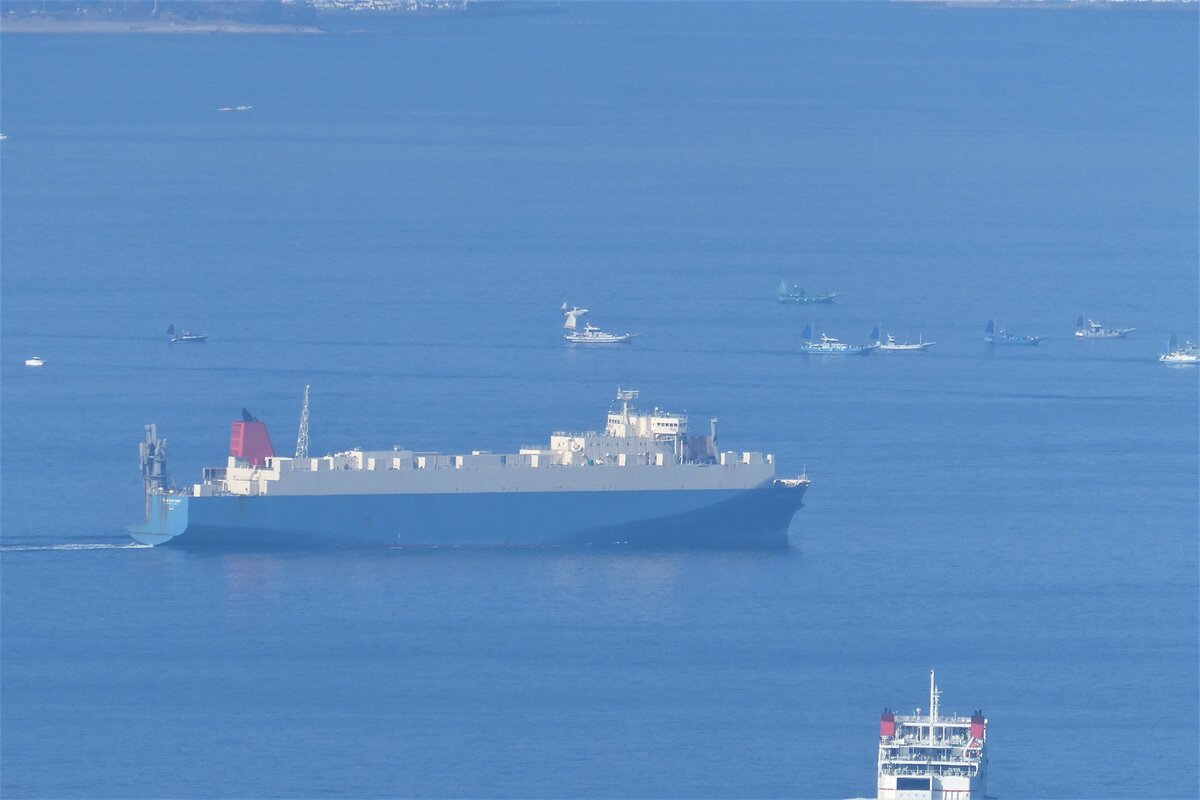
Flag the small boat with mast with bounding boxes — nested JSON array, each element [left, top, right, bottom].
[[1075, 316, 1134, 339], [800, 323, 877, 355], [871, 325, 935, 351], [778, 281, 837, 304], [168, 324, 208, 344], [561, 304, 636, 344], [984, 319, 1043, 346], [1160, 334, 1199, 364]]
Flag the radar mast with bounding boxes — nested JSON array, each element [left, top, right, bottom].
[[295, 385, 310, 459]]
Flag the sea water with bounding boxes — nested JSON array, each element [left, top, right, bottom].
[[2, 4, 1197, 797]]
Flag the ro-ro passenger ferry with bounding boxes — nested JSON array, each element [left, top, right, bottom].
[[877, 671, 988, 800]]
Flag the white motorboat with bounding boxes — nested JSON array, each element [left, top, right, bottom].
[[1075, 316, 1134, 339], [168, 324, 208, 344], [801, 324, 877, 355], [871, 325, 935, 351], [562, 304, 636, 344], [24, 356, 44, 367], [1160, 334, 1199, 364]]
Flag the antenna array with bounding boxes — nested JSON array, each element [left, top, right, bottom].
[[295, 385, 310, 459]]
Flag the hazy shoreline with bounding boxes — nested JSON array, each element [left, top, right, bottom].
[[0, 17, 324, 34]]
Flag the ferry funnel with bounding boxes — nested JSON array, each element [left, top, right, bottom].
[[230, 416, 275, 466]]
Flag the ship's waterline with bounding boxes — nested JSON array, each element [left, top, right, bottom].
[[131, 388, 809, 547]]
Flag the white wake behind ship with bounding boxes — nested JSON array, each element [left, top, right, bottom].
[[130, 388, 808, 547], [877, 671, 988, 800]]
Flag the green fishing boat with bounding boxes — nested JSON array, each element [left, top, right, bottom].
[[778, 281, 837, 304]]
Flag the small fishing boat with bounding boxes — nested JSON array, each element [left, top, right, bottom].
[[801, 324, 876, 355], [1160, 334, 1199, 364], [871, 325, 935, 351], [1075, 316, 1134, 339], [778, 281, 837, 304], [24, 356, 44, 367], [168, 324, 208, 344], [235, 105, 253, 112], [562, 304, 636, 344], [984, 319, 1043, 346]]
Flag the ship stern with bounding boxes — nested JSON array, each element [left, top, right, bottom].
[[129, 493, 189, 546]]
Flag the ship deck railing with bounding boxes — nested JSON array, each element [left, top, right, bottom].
[[886, 733, 975, 745], [893, 714, 976, 725], [880, 765, 979, 777]]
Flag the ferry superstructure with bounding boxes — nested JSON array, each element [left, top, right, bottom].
[[130, 389, 809, 547], [877, 672, 988, 800]]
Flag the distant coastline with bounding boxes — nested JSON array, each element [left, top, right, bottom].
[[0, 0, 327, 34], [0, 17, 323, 33]]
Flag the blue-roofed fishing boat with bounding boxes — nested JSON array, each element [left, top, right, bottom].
[[984, 319, 1043, 346]]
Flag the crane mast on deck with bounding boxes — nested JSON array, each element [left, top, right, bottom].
[[295, 385, 310, 459]]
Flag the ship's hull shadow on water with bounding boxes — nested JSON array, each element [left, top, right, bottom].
[[130, 482, 807, 552]]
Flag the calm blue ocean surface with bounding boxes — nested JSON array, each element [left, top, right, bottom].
[[2, 3, 1197, 797]]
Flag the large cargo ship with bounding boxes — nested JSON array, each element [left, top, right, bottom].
[[130, 389, 809, 548], [877, 672, 988, 800]]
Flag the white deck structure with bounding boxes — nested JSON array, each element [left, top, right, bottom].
[[193, 389, 776, 498], [877, 672, 988, 800]]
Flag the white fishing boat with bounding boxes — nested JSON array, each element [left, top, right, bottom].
[[562, 304, 636, 344], [871, 325, 935, 351], [235, 105, 253, 112], [168, 324, 208, 344], [1160, 334, 1199, 364], [801, 324, 876, 355], [24, 356, 44, 367], [1075, 316, 1134, 339]]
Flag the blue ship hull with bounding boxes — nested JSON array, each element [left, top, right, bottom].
[[129, 482, 807, 549]]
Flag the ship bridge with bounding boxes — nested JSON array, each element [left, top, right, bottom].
[[543, 388, 722, 467], [877, 672, 988, 800]]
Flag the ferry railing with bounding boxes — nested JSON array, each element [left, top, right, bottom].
[[881, 765, 977, 777]]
